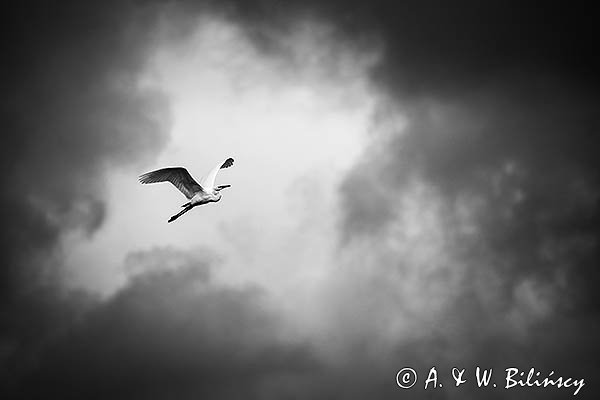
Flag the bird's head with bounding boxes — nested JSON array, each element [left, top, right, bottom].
[[212, 184, 230, 201]]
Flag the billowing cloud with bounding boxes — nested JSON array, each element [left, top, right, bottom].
[[1, 0, 170, 389], [11, 248, 316, 399], [1, 1, 598, 399], [327, 3, 600, 398]]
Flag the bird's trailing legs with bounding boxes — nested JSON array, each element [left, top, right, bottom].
[[168, 205, 192, 223]]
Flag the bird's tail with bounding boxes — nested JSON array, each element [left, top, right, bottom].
[[168, 205, 192, 223]]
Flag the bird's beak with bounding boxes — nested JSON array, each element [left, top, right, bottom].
[[215, 184, 231, 192]]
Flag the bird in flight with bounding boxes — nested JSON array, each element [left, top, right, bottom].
[[139, 157, 234, 223]]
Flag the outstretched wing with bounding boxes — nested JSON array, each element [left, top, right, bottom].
[[200, 157, 234, 190], [139, 167, 204, 199]]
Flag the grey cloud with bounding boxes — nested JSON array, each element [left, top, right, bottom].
[[1, 1, 171, 391], [216, 1, 598, 97], [1, 0, 171, 288], [9, 248, 317, 399], [227, 2, 600, 397], [2, 1, 599, 399], [340, 83, 599, 303], [333, 30, 599, 400]]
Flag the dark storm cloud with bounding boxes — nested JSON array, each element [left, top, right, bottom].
[[1, 0, 170, 392], [219, 1, 598, 95], [11, 248, 317, 399], [342, 84, 598, 285], [1, 0, 170, 274], [0, 3, 170, 276], [2, 1, 599, 399], [220, 0, 599, 344], [212, 0, 599, 397], [320, 2, 600, 399]]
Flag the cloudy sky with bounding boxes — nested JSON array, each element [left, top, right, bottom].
[[1, 1, 598, 399]]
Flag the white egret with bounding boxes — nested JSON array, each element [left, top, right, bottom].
[[139, 157, 234, 222]]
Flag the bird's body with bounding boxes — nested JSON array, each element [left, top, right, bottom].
[[189, 190, 220, 207], [139, 157, 234, 222]]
